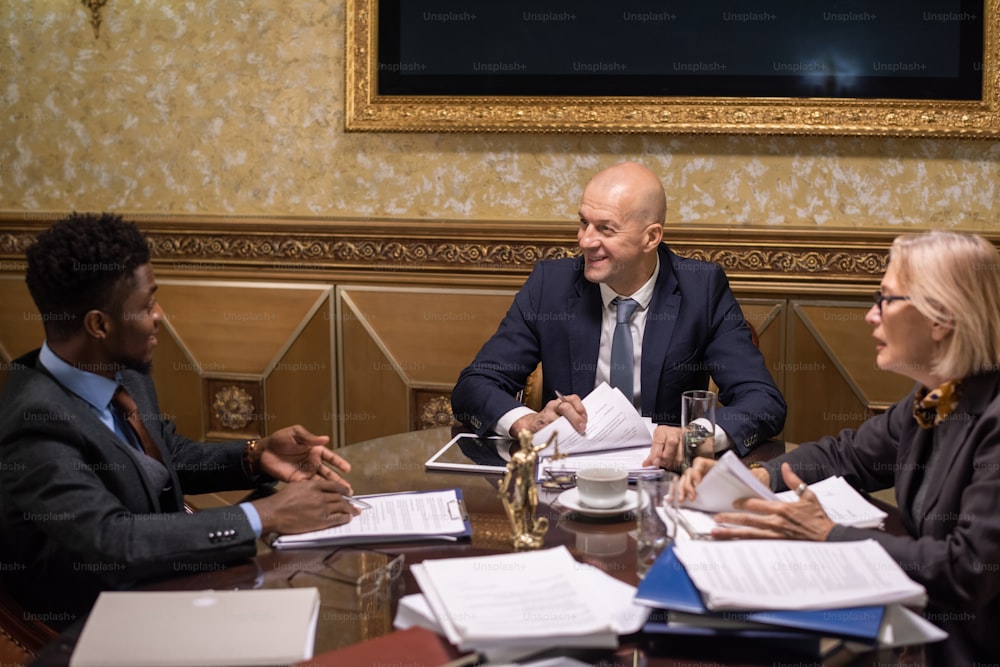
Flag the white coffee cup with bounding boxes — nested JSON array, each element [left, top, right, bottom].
[[575, 468, 628, 509]]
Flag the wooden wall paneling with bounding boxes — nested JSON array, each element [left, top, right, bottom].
[[149, 317, 203, 438], [336, 286, 518, 445], [0, 276, 44, 390], [154, 280, 333, 441], [264, 293, 335, 443], [785, 306, 862, 444], [156, 281, 329, 374], [338, 290, 411, 446], [736, 299, 786, 394], [787, 302, 914, 443]]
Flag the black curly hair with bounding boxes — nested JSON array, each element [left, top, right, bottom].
[[25, 212, 151, 341]]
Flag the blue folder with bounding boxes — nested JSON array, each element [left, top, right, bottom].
[[634, 545, 885, 641]]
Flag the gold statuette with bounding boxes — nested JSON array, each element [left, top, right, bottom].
[[497, 429, 554, 550]]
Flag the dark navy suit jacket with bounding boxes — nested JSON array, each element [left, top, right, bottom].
[[452, 244, 786, 454]]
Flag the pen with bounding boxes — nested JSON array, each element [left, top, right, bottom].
[[343, 495, 373, 510], [554, 389, 567, 403]]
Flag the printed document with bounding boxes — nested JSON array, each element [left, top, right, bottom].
[[272, 489, 467, 549], [533, 382, 655, 455], [673, 539, 927, 611], [407, 546, 648, 652], [678, 451, 887, 536]]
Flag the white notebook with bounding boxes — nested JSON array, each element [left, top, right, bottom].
[[69, 588, 320, 667]]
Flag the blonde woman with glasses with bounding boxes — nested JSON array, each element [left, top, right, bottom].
[[682, 231, 1000, 665]]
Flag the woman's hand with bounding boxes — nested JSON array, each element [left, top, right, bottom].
[[710, 463, 835, 541]]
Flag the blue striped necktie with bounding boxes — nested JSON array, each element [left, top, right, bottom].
[[610, 297, 639, 403]]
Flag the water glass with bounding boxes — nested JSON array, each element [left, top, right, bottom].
[[681, 389, 717, 469], [635, 472, 679, 579]]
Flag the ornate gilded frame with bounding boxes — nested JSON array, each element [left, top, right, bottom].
[[346, 0, 1000, 137]]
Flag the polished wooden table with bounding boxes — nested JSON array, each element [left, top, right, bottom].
[[31, 427, 913, 666]]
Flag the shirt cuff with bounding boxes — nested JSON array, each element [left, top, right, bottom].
[[495, 406, 536, 437], [691, 418, 731, 453], [239, 502, 263, 538]]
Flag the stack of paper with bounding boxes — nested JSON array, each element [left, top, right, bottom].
[[634, 541, 945, 653], [677, 451, 888, 537], [533, 382, 660, 480], [394, 546, 649, 662]]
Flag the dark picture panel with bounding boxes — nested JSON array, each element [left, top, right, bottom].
[[378, 1, 984, 100]]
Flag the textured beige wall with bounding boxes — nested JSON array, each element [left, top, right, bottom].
[[2, 1, 999, 229]]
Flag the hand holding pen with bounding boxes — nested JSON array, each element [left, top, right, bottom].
[[509, 388, 588, 437]]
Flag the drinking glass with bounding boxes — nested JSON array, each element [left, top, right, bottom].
[[681, 389, 717, 469], [635, 472, 679, 579]]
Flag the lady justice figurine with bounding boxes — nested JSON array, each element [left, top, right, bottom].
[[497, 430, 561, 550]]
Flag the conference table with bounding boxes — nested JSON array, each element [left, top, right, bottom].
[[31, 426, 914, 666]]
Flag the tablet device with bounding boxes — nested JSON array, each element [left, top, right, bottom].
[[425, 433, 518, 474]]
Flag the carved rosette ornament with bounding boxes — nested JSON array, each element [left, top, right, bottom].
[[419, 396, 455, 430], [212, 385, 255, 431]]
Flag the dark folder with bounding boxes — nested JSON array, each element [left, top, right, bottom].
[[634, 546, 885, 641]]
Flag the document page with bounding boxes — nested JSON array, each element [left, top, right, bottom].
[[673, 539, 927, 611], [272, 489, 465, 548], [680, 455, 889, 536], [411, 547, 615, 647], [682, 450, 778, 514], [775, 476, 887, 529], [533, 382, 654, 455]]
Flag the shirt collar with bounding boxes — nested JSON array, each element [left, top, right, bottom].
[[599, 254, 660, 310], [39, 341, 121, 412]]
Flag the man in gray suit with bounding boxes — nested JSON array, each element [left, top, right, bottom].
[[0, 213, 357, 629]]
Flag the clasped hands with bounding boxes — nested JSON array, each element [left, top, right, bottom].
[[680, 458, 836, 542], [249, 425, 361, 535]]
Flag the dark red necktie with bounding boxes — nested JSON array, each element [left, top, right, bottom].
[[112, 386, 164, 464]]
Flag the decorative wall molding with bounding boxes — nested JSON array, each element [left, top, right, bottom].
[[0, 213, 963, 290]]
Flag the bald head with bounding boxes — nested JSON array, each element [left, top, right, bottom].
[[577, 162, 666, 295], [584, 162, 666, 227]]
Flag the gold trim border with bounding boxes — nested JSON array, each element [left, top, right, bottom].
[[0, 213, 911, 291], [346, 0, 1000, 137]]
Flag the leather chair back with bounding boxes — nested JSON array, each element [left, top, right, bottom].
[[0, 585, 57, 665]]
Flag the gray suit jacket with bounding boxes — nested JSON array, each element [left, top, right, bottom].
[[761, 371, 1000, 664], [0, 350, 261, 629]]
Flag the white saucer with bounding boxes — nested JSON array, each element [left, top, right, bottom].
[[556, 488, 642, 517]]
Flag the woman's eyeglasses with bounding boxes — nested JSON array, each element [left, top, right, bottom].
[[873, 291, 911, 315]]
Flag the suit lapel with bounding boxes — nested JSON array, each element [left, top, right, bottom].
[[915, 374, 995, 523], [641, 246, 681, 415], [32, 356, 171, 510], [894, 423, 933, 523], [568, 267, 603, 396]]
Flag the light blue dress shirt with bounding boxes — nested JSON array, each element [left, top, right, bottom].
[[37, 342, 262, 536]]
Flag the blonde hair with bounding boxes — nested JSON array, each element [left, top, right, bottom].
[[890, 231, 1000, 380]]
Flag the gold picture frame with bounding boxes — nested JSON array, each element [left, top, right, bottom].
[[346, 0, 1000, 137]]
